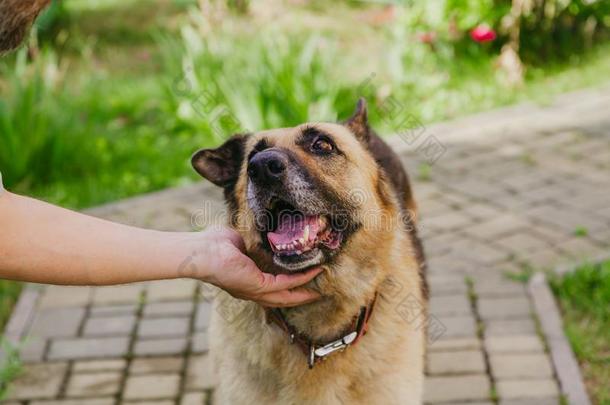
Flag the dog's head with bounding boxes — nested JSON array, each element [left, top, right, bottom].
[[192, 99, 400, 275]]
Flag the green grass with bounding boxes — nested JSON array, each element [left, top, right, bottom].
[[550, 260, 610, 405], [0, 282, 22, 332], [0, 339, 22, 400], [0, 281, 22, 398]]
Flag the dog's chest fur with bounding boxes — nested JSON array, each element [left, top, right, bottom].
[[209, 232, 425, 405]]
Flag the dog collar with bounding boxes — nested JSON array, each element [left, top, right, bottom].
[[265, 293, 377, 369]]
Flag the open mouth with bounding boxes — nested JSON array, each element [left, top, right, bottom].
[[264, 199, 343, 271]]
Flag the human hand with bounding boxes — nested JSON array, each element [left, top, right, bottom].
[[195, 227, 323, 307]]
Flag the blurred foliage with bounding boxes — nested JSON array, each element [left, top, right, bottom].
[[443, 0, 610, 62], [0, 339, 21, 400], [0, 0, 609, 211], [159, 27, 372, 139], [35, 0, 71, 42], [550, 260, 610, 404], [0, 281, 22, 334]]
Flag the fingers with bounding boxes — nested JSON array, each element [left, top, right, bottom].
[[258, 267, 323, 293], [257, 287, 321, 308]]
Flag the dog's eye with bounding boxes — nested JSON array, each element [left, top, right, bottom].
[[311, 137, 335, 154]]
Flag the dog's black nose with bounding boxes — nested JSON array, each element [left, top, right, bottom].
[[247, 149, 287, 184]]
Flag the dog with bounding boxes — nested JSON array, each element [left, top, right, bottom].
[[192, 99, 427, 404]]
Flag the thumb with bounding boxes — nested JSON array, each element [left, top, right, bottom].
[[257, 267, 323, 293]]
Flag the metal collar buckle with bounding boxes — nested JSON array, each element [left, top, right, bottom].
[[307, 331, 358, 369]]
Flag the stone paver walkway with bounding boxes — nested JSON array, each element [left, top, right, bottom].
[[2, 86, 609, 404]]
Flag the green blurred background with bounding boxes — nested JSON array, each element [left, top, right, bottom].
[[1, 0, 609, 210]]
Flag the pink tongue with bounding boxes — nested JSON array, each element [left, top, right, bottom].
[[267, 215, 320, 246]]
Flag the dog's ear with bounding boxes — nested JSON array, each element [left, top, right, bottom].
[[345, 98, 370, 143], [191, 134, 247, 187]]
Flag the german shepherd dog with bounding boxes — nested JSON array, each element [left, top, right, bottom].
[[192, 99, 427, 404]]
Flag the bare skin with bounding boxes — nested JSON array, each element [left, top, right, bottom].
[[0, 191, 321, 307]]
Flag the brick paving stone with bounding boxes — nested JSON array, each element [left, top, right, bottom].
[[422, 212, 474, 232], [427, 256, 473, 275], [194, 302, 212, 331], [37, 286, 92, 309], [123, 374, 181, 400], [429, 294, 471, 316], [444, 403, 493, 405], [495, 233, 551, 253], [73, 359, 127, 372], [192, 331, 209, 354], [92, 285, 144, 305], [557, 237, 605, 259], [484, 335, 544, 354], [477, 297, 531, 320], [424, 233, 463, 257], [490, 353, 554, 379], [89, 304, 137, 317], [65, 371, 122, 397], [517, 248, 562, 269], [20, 338, 47, 363], [124, 401, 174, 405], [484, 319, 536, 337], [143, 301, 194, 317], [83, 315, 136, 336], [463, 215, 529, 239], [181, 392, 208, 405], [496, 379, 559, 400], [130, 357, 184, 374], [123, 400, 176, 405], [499, 398, 558, 405], [428, 337, 481, 352], [29, 399, 115, 405], [5, 363, 68, 400], [28, 308, 85, 338], [435, 315, 477, 339], [133, 337, 188, 356], [447, 238, 509, 265], [474, 278, 525, 298], [48, 337, 129, 360], [428, 279, 468, 295], [146, 279, 197, 302], [423, 375, 491, 403], [427, 350, 486, 375], [185, 354, 217, 390], [461, 203, 502, 221], [138, 317, 190, 338]]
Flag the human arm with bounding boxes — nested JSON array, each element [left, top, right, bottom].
[[0, 191, 321, 307]]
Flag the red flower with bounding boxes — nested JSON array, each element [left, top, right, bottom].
[[417, 31, 437, 44], [470, 25, 496, 42]]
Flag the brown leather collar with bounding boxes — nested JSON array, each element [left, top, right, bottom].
[[265, 293, 377, 369]]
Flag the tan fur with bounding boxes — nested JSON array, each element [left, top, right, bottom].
[[209, 122, 425, 404]]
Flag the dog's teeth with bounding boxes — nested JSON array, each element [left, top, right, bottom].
[[299, 237, 305, 245], [303, 226, 309, 242]]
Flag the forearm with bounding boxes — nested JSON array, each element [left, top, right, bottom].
[[0, 191, 200, 286]]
